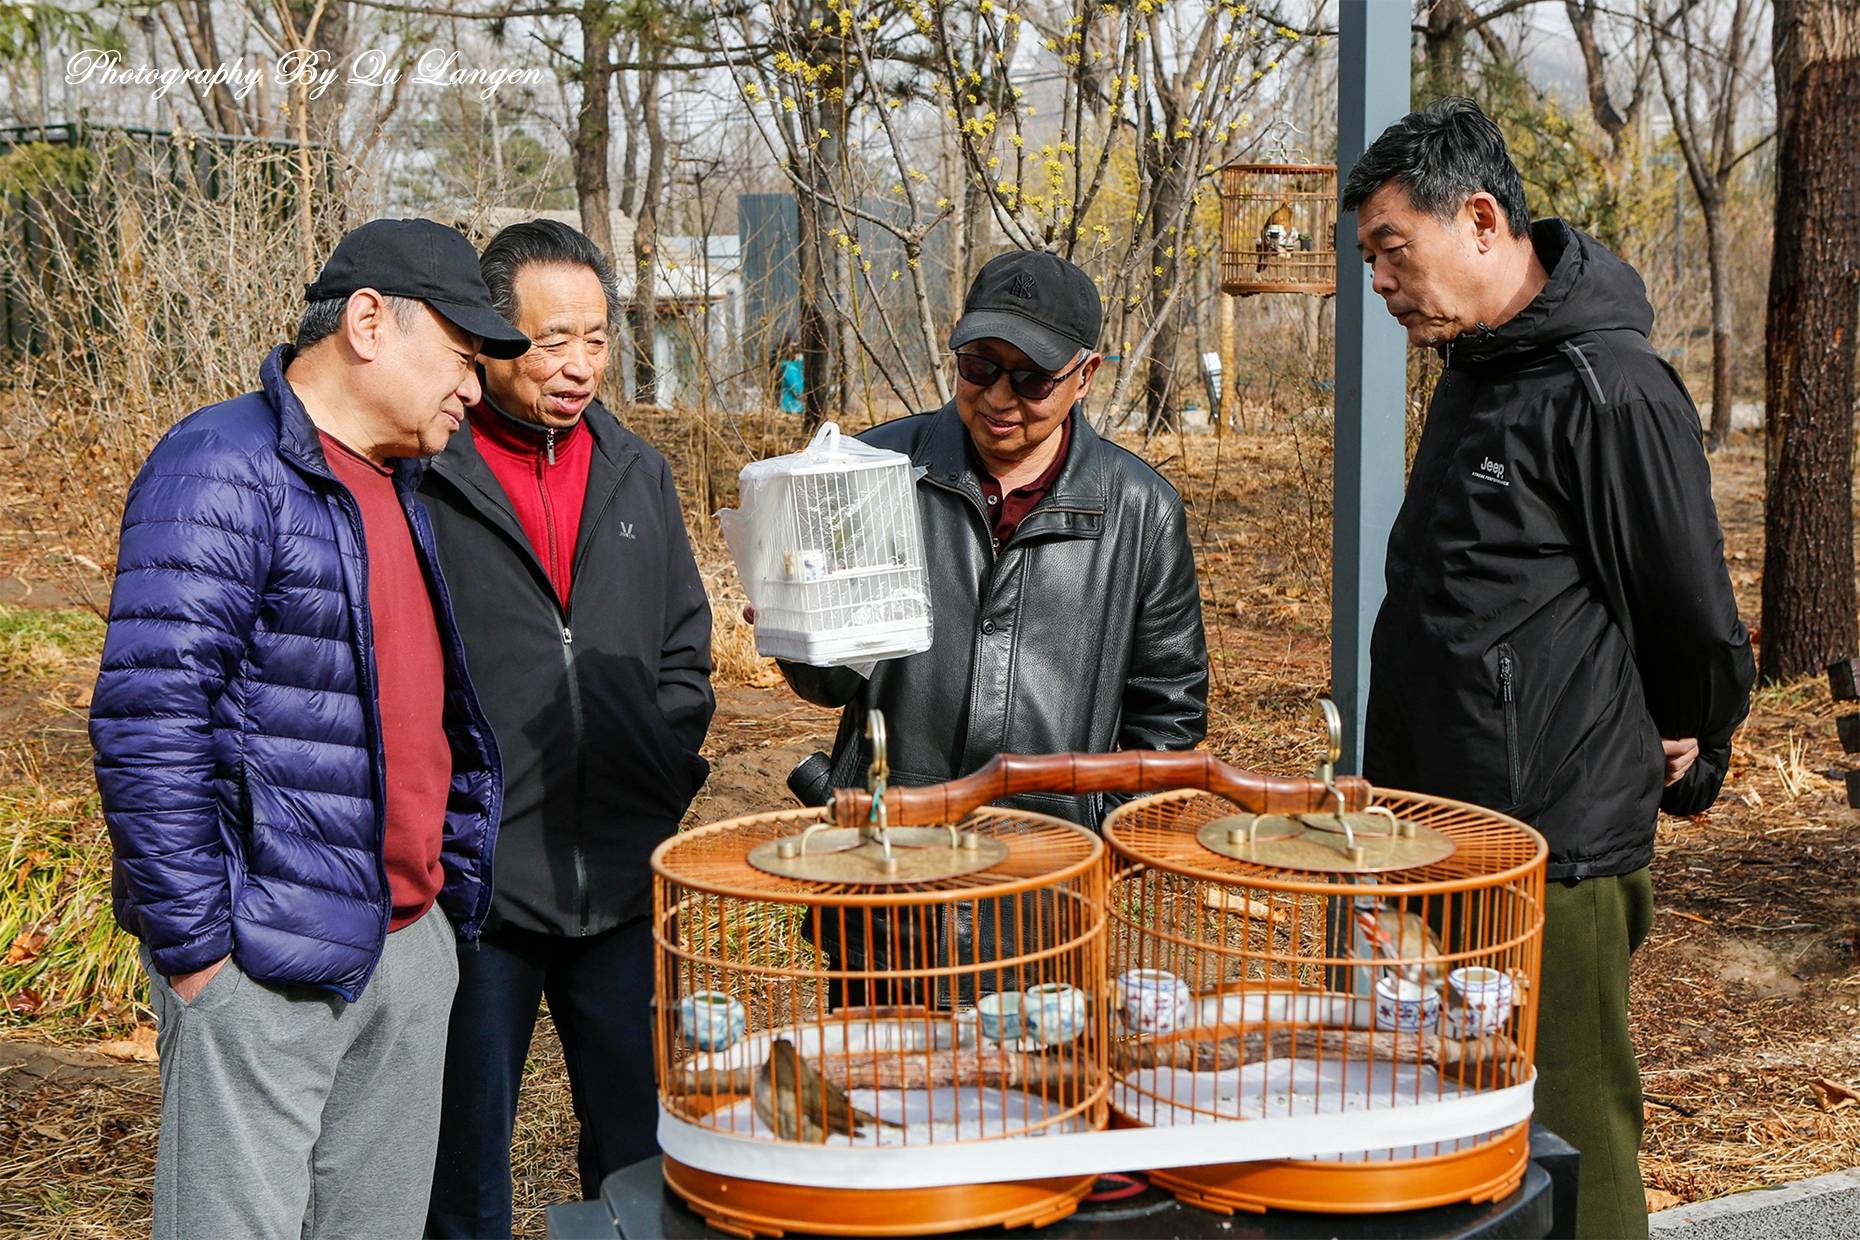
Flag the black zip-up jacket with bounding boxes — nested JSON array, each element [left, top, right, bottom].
[[419, 400, 714, 933], [780, 403, 1209, 826], [1364, 220, 1754, 881]]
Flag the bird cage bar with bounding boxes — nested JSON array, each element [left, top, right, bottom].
[[1220, 163, 1338, 296]]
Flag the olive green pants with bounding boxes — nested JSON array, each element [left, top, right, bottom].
[[1533, 867, 1655, 1239]]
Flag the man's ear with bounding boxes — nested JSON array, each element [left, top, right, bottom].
[[341, 289, 390, 361], [1466, 193, 1504, 252], [1073, 352, 1103, 399]]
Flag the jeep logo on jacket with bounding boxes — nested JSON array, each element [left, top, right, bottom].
[[1363, 220, 1754, 882]]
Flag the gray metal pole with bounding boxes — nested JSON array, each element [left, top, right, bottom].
[[1331, 0, 1410, 776]]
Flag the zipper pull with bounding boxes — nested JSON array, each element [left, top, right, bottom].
[[1498, 650, 1514, 702], [561, 625, 573, 645], [545, 428, 556, 466]]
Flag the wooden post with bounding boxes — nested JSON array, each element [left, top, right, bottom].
[[1219, 291, 1235, 435]]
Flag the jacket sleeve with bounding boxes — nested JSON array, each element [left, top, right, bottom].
[[1119, 497, 1211, 751], [88, 427, 271, 976], [654, 462, 716, 761], [1566, 394, 1755, 815]]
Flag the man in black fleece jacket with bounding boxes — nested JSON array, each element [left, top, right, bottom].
[[1345, 100, 1753, 1238]]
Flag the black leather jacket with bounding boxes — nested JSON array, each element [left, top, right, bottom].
[[781, 402, 1209, 826]]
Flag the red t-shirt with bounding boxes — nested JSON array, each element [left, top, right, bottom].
[[320, 432, 450, 931], [469, 401, 592, 610]]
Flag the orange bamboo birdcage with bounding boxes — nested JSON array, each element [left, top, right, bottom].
[[649, 716, 1379, 1237], [1220, 163, 1338, 295], [1101, 705, 1548, 1216], [651, 714, 1107, 1237]]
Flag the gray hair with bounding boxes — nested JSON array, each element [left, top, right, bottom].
[[294, 293, 419, 353], [479, 219, 622, 330], [1340, 97, 1531, 238]]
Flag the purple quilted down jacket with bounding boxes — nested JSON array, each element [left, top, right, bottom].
[[90, 346, 501, 1001]]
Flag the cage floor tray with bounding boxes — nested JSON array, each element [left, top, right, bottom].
[[1117, 1058, 1497, 1161]]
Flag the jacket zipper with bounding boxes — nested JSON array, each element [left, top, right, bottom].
[[559, 620, 591, 933], [536, 436, 560, 593], [325, 481, 394, 986], [1498, 644, 1521, 805]]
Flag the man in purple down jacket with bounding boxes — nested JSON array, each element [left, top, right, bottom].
[[88, 219, 527, 1240]]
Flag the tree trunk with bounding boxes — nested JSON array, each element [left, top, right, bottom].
[[796, 182, 832, 433], [1702, 198, 1736, 449], [1142, 140, 1190, 435], [632, 67, 665, 406], [573, 1, 615, 264], [1759, 0, 1860, 684]]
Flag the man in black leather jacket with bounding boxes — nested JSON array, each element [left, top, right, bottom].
[[775, 251, 1209, 1000], [1346, 100, 1753, 1239]]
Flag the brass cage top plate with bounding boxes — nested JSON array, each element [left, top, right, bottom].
[[1197, 811, 1457, 874], [747, 825, 1011, 885]]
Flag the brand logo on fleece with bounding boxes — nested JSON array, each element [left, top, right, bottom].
[[1472, 456, 1510, 487], [618, 521, 636, 539]]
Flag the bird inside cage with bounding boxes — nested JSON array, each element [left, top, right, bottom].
[[1257, 200, 1297, 271]]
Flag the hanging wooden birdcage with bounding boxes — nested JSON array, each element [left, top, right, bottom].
[[1220, 163, 1338, 296], [1100, 705, 1547, 1216]]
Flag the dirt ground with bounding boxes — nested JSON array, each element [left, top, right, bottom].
[[2, 423, 1858, 1235]]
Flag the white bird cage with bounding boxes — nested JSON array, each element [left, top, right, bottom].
[[719, 422, 933, 667]]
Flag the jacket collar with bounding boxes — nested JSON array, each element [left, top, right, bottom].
[[428, 396, 642, 578], [911, 402, 1107, 546], [260, 343, 427, 491], [916, 402, 1107, 511]]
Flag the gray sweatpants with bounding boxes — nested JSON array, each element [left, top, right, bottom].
[[145, 904, 459, 1240]]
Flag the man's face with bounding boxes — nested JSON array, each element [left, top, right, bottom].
[[1355, 181, 1491, 348], [481, 263, 609, 428], [953, 337, 1098, 471], [372, 300, 483, 457]]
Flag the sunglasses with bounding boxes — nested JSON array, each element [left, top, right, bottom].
[[953, 351, 1088, 401]]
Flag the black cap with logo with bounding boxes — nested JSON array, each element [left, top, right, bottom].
[[304, 218, 530, 359], [948, 249, 1102, 372]]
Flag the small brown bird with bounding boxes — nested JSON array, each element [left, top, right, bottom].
[[752, 1038, 898, 1142], [1257, 201, 1296, 271], [1357, 906, 1449, 989]]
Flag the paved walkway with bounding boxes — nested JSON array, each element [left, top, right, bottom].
[[1651, 1168, 1860, 1239]]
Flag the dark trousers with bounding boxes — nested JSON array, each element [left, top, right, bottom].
[[1533, 867, 1655, 1240], [426, 918, 657, 1238]]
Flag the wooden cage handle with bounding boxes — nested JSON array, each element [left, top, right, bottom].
[[830, 751, 1370, 828]]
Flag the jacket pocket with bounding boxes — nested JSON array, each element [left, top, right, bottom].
[[1497, 643, 1521, 806]]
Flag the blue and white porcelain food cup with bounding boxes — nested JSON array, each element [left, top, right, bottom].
[[1373, 975, 1440, 1033], [1024, 982, 1088, 1047], [976, 991, 1024, 1043], [679, 991, 747, 1052], [1115, 969, 1193, 1036], [1444, 966, 1515, 1038]]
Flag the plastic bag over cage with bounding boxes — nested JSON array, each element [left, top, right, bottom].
[[718, 422, 933, 668], [1220, 163, 1338, 296]]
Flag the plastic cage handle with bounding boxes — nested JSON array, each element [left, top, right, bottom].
[[830, 751, 1371, 828]]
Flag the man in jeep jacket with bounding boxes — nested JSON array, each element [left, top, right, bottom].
[[419, 220, 714, 1237], [1346, 101, 1754, 1238]]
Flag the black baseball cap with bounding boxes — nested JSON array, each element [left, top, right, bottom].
[[304, 218, 530, 359], [948, 250, 1102, 372]]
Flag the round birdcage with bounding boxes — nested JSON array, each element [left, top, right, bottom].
[[650, 722, 1110, 1236], [1220, 163, 1338, 296], [1100, 712, 1547, 1215]]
